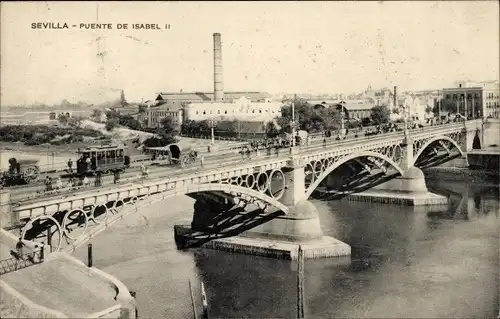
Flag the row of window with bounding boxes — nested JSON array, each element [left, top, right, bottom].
[[445, 93, 481, 100], [194, 109, 282, 116], [486, 102, 499, 108], [350, 111, 371, 118], [151, 111, 180, 118], [486, 93, 499, 99]]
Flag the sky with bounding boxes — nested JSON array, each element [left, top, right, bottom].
[[1, 1, 499, 106]]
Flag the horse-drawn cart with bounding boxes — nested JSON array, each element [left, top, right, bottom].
[[0, 158, 40, 187], [149, 144, 199, 168]]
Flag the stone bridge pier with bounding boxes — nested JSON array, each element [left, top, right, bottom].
[[351, 130, 448, 205], [352, 123, 482, 206], [199, 155, 352, 260]]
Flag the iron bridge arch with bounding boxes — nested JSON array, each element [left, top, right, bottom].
[[17, 179, 290, 253], [412, 135, 464, 167], [305, 150, 405, 199]]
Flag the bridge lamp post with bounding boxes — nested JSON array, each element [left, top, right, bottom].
[[339, 101, 347, 135], [208, 120, 217, 145], [291, 96, 297, 147]]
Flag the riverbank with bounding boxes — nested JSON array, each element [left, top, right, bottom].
[[0, 141, 85, 155], [69, 171, 498, 318], [423, 166, 499, 184]]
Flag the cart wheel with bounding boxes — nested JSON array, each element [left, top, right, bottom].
[[23, 166, 39, 184]]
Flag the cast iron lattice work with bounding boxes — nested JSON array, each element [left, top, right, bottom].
[[19, 198, 132, 252], [17, 168, 289, 253], [304, 144, 406, 194], [0, 248, 44, 276], [219, 168, 287, 211]]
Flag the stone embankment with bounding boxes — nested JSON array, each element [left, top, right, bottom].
[[0, 229, 136, 319]]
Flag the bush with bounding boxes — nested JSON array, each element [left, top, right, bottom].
[[144, 136, 174, 148], [0, 124, 105, 146], [105, 119, 118, 131]]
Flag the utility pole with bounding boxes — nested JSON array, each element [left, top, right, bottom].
[[297, 245, 305, 319], [471, 92, 475, 120], [291, 95, 296, 147], [464, 92, 468, 120], [438, 90, 441, 117]]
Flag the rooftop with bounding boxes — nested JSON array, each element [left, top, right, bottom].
[[155, 91, 271, 103]]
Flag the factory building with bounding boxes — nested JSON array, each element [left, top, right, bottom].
[[142, 32, 280, 129]]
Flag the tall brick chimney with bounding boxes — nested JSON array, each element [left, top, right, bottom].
[[393, 86, 397, 108], [213, 33, 224, 102]]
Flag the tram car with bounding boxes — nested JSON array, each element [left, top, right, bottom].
[[75, 145, 130, 176], [149, 144, 198, 168], [0, 158, 40, 187]]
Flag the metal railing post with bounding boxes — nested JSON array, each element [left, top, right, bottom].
[[87, 243, 93, 267], [40, 244, 45, 261]]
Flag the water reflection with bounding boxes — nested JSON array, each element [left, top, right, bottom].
[[193, 178, 498, 318], [70, 171, 498, 318]]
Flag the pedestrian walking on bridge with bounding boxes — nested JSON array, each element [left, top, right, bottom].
[[113, 170, 120, 184], [67, 158, 73, 173]]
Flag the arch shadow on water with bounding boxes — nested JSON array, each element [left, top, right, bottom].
[[426, 181, 500, 221], [310, 164, 401, 201], [415, 150, 462, 169], [174, 206, 285, 250]]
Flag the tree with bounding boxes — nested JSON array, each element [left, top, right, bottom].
[[57, 113, 69, 125], [105, 118, 118, 131], [265, 121, 279, 138], [275, 95, 346, 134], [60, 99, 71, 108], [92, 109, 103, 120], [442, 100, 457, 113], [425, 105, 433, 114], [120, 90, 128, 107], [432, 104, 440, 116], [157, 116, 179, 144], [198, 120, 210, 133], [370, 105, 390, 125], [181, 120, 198, 135], [68, 116, 83, 128], [119, 115, 141, 130], [138, 104, 148, 113], [361, 117, 372, 126]]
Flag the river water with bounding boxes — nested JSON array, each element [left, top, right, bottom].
[[73, 168, 499, 319]]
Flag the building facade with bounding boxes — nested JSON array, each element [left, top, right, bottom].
[[185, 97, 282, 122], [342, 101, 374, 120], [138, 104, 184, 129], [155, 91, 271, 105], [442, 81, 499, 119]]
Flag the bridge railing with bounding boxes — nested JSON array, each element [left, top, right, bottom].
[[0, 247, 45, 276], [9, 121, 474, 204]]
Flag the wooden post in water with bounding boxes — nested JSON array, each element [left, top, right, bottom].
[[201, 282, 209, 319], [47, 227, 52, 253], [297, 245, 305, 319], [189, 279, 199, 319], [87, 243, 93, 267]]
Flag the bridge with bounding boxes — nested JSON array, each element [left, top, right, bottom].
[[0, 119, 485, 259]]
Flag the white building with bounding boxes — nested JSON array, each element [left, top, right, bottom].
[[442, 81, 500, 119], [185, 97, 282, 122]]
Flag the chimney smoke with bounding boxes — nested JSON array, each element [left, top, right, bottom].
[[213, 33, 224, 102], [393, 86, 397, 108]]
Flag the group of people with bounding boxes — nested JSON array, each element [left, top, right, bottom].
[[43, 175, 90, 192]]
